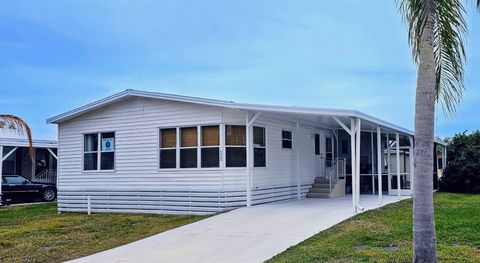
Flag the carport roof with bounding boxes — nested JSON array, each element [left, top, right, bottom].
[[0, 137, 57, 148]]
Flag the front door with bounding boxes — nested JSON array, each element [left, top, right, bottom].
[[388, 150, 412, 196]]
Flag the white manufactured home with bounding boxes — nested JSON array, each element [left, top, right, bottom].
[[47, 90, 446, 215]]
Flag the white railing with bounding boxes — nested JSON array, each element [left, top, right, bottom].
[[32, 169, 57, 184], [327, 158, 347, 195], [336, 158, 346, 180]]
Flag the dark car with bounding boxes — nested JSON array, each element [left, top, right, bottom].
[[1, 175, 56, 203]]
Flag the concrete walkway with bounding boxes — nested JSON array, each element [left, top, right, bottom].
[[69, 195, 409, 263]]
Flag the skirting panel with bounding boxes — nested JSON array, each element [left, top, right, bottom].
[[252, 185, 311, 205], [58, 184, 313, 215], [58, 189, 246, 215]]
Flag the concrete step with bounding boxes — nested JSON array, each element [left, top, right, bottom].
[[314, 177, 330, 184], [309, 188, 330, 193], [307, 192, 330, 198], [311, 183, 331, 188]]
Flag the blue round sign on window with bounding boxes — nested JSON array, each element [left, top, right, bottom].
[[102, 138, 114, 151]]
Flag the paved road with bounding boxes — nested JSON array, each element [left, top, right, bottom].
[[68, 195, 408, 263]]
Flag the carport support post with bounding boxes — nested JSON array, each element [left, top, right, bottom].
[[245, 111, 261, 207], [409, 136, 414, 193], [355, 118, 361, 209], [370, 131, 375, 196], [246, 113, 252, 207], [376, 127, 383, 203], [350, 118, 357, 213], [296, 118, 301, 200], [386, 132, 391, 194], [0, 145, 3, 205], [442, 146, 447, 169], [395, 133, 401, 199]]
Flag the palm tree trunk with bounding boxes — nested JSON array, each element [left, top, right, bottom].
[[413, 16, 437, 263]]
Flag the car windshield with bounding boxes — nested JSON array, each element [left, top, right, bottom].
[[4, 176, 28, 184]]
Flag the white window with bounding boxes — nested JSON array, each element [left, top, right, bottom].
[[282, 130, 292, 149], [225, 125, 246, 167], [253, 126, 266, 167], [84, 132, 115, 171]]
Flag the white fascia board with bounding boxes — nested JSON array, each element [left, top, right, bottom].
[[46, 89, 416, 137], [47, 90, 131, 124], [0, 138, 57, 148], [233, 103, 355, 117], [351, 111, 414, 136], [46, 89, 235, 124]]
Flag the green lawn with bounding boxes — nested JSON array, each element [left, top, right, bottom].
[[269, 193, 480, 263], [0, 202, 207, 263]]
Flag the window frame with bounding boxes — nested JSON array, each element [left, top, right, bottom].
[[281, 130, 293, 150], [179, 126, 199, 169], [159, 127, 178, 169], [253, 126, 267, 168], [82, 131, 116, 173], [200, 125, 220, 168], [157, 124, 245, 171]]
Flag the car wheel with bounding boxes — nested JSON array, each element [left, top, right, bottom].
[[42, 189, 56, 202]]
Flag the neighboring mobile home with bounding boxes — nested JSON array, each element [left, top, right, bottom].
[[0, 138, 58, 205], [47, 90, 446, 215]]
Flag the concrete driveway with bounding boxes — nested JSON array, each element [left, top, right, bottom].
[[68, 195, 409, 263]]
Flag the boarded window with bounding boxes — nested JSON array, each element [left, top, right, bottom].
[[226, 125, 246, 167], [159, 128, 177, 169], [226, 125, 246, 145], [160, 128, 176, 148], [201, 126, 219, 168], [181, 127, 197, 147], [202, 126, 219, 146]]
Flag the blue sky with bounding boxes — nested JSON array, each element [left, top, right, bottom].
[[1, 0, 479, 140]]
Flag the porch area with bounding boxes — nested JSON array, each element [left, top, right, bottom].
[[243, 110, 447, 214]]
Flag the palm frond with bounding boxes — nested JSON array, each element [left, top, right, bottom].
[[0, 115, 33, 158], [397, 0, 467, 114]]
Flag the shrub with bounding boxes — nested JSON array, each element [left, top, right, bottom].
[[439, 131, 480, 193]]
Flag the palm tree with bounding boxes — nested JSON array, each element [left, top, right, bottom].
[[0, 115, 33, 157], [397, 0, 476, 261]]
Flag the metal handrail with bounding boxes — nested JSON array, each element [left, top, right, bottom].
[[32, 169, 57, 184], [327, 158, 347, 196]]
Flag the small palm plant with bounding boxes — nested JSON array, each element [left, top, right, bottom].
[[0, 115, 33, 156], [397, 0, 477, 262]]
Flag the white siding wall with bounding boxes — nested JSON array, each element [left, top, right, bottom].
[[57, 97, 327, 214], [249, 115, 322, 204]]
